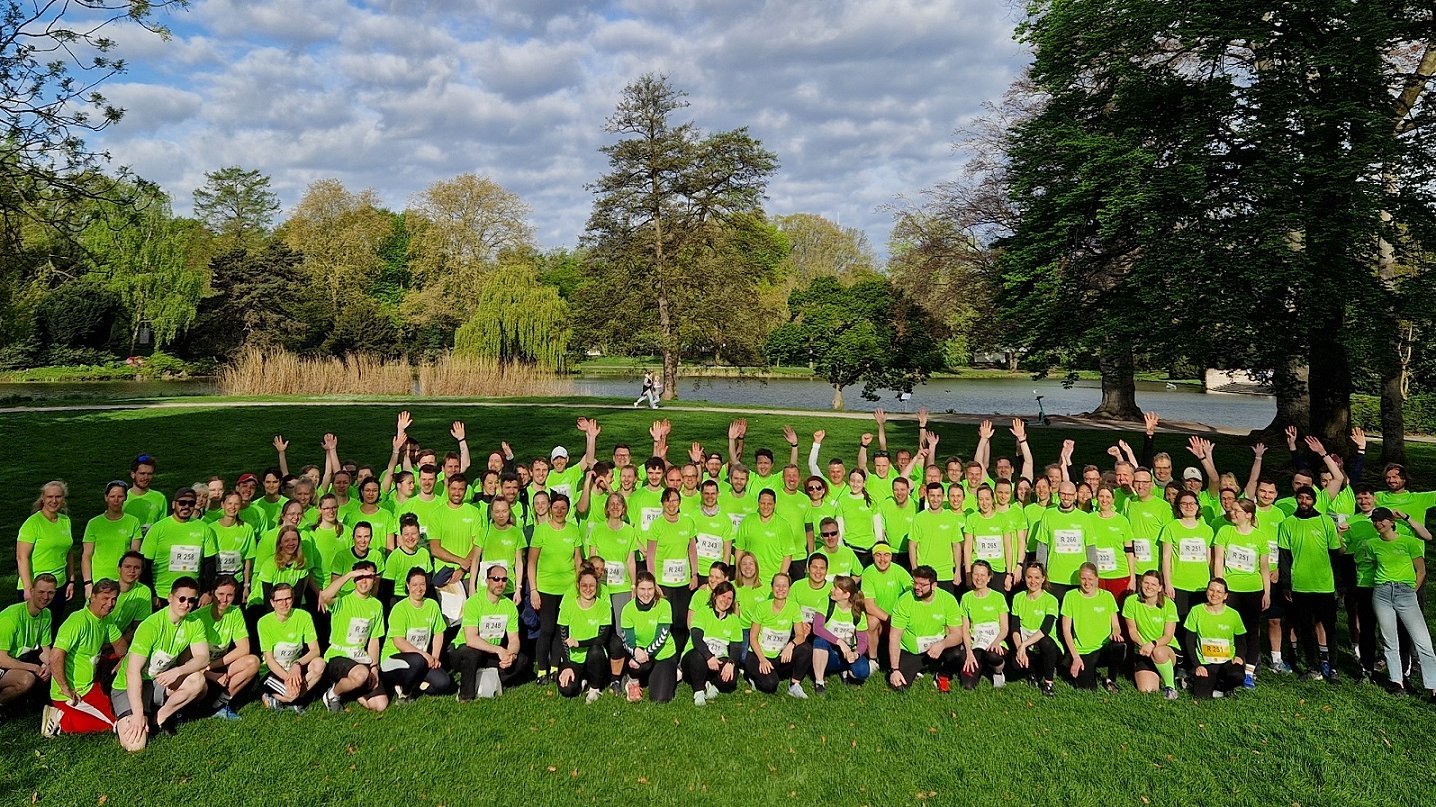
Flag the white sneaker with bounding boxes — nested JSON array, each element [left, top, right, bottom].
[[993, 674, 1007, 689], [704, 682, 719, 699], [40, 704, 62, 738], [786, 682, 808, 700], [322, 687, 342, 713], [693, 691, 708, 707], [584, 688, 601, 704]]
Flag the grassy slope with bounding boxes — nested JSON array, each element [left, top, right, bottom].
[[2, 402, 1435, 806]]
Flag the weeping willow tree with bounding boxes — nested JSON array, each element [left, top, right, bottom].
[[453, 262, 571, 369]]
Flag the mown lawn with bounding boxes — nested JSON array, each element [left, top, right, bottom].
[[2, 401, 1435, 806]]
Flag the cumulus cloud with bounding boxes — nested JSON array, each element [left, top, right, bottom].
[[91, 0, 1027, 258]]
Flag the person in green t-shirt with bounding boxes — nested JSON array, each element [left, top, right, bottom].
[[1120, 570, 1178, 698], [621, 572, 680, 703], [1009, 562, 1061, 696], [645, 488, 699, 654], [112, 576, 210, 751], [887, 565, 963, 693], [123, 455, 166, 534], [17, 481, 76, 626], [452, 566, 527, 700], [210, 490, 257, 591], [197, 576, 259, 720], [813, 516, 862, 578], [860, 543, 912, 665], [1277, 486, 1342, 680], [139, 488, 217, 603], [317, 564, 389, 713], [1181, 578, 1247, 699], [965, 486, 1017, 594], [256, 583, 325, 713], [909, 483, 964, 593], [682, 581, 745, 705], [556, 568, 613, 702], [469, 498, 526, 601], [0, 574, 56, 708], [1362, 508, 1436, 696], [1159, 490, 1214, 635], [82, 481, 142, 601], [379, 567, 452, 701], [1036, 483, 1093, 596], [44, 580, 128, 737], [810, 575, 871, 693], [743, 572, 811, 699], [1212, 499, 1271, 687], [958, 561, 1008, 690], [1059, 564, 1125, 692], [528, 493, 582, 682]]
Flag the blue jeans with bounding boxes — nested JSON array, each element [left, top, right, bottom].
[[1372, 582, 1436, 690], [813, 637, 871, 681]]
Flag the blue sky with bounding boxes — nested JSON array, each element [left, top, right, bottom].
[[92, 0, 1029, 258]]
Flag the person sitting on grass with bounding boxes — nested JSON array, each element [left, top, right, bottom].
[[378, 568, 453, 702], [196, 575, 259, 720], [887, 565, 963, 693], [41, 580, 128, 737], [1182, 578, 1247, 699], [0, 575, 56, 714], [256, 583, 325, 714], [112, 576, 210, 751], [318, 564, 388, 714], [451, 564, 527, 701]]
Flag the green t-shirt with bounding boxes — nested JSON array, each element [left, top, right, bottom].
[[1087, 512, 1133, 580], [330, 545, 387, 596], [959, 589, 1007, 649], [1038, 507, 1092, 586], [1214, 525, 1266, 593], [428, 503, 484, 571], [459, 594, 519, 649], [866, 470, 897, 505], [82, 513, 141, 585], [861, 563, 912, 614], [833, 492, 880, 550], [773, 490, 811, 545], [257, 609, 317, 672], [350, 506, 398, 546], [109, 583, 154, 633], [748, 596, 804, 659], [1023, 501, 1049, 552], [646, 515, 698, 587], [735, 583, 771, 628], [1159, 520, 1214, 592], [736, 513, 796, 582], [1279, 514, 1341, 594], [558, 594, 611, 664], [303, 524, 348, 583], [689, 507, 733, 567], [210, 520, 258, 582], [891, 588, 961, 655], [383, 597, 445, 660], [879, 496, 919, 553], [250, 557, 310, 606], [382, 546, 434, 588], [1120, 596, 1177, 644], [1343, 514, 1381, 587], [532, 520, 583, 595], [628, 487, 666, 533], [546, 465, 585, 502], [1123, 496, 1172, 574], [325, 593, 385, 663], [478, 524, 523, 595], [1011, 590, 1060, 636], [911, 508, 964, 580], [586, 521, 641, 589], [251, 496, 288, 531], [1060, 588, 1118, 655], [815, 544, 862, 578], [621, 597, 676, 661], [1183, 604, 1246, 664], [791, 577, 834, 623], [123, 488, 167, 531], [18, 512, 73, 588], [1358, 535, 1424, 586], [114, 609, 206, 691], [51, 607, 123, 699], [139, 516, 217, 599], [0, 602, 51, 658], [1375, 489, 1436, 540], [964, 510, 1011, 573], [690, 605, 744, 658], [196, 605, 249, 660]]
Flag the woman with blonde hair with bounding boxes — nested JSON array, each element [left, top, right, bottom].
[[18, 480, 74, 625]]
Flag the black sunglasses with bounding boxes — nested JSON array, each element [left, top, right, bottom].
[[821, 530, 839, 537], [488, 576, 509, 584], [175, 595, 199, 605]]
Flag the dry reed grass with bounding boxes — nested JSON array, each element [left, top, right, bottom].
[[219, 347, 572, 398], [417, 353, 573, 397]]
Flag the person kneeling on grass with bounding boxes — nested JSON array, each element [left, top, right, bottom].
[[0, 574, 56, 714], [42, 580, 128, 737], [1121, 570, 1179, 700], [196, 575, 259, 720], [959, 561, 1008, 690], [1060, 563, 1126, 693], [451, 565, 527, 701], [744, 572, 812, 699], [1182, 578, 1247, 699], [318, 565, 388, 714], [378, 568, 453, 702], [810, 575, 870, 695], [621, 572, 680, 703], [557, 568, 612, 703], [683, 581, 744, 706], [887, 565, 963, 693], [257, 583, 325, 713], [1009, 563, 1061, 698], [112, 576, 210, 751]]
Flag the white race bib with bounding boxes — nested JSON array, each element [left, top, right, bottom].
[[799, 606, 819, 623], [1054, 530, 1082, 554], [606, 561, 625, 586], [704, 637, 728, 658], [218, 550, 243, 574], [550, 484, 572, 500], [1179, 538, 1207, 563], [1267, 540, 1279, 566], [478, 614, 508, 642], [915, 634, 943, 653], [146, 649, 177, 678], [1133, 540, 1153, 563], [1200, 636, 1233, 662], [971, 621, 1000, 649], [828, 619, 857, 644], [168, 544, 200, 572], [1226, 544, 1256, 573], [273, 641, 301, 668], [345, 617, 373, 648], [661, 558, 688, 585], [405, 627, 432, 649], [696, 533, 723, 560], [759, 627, 789, 655], [640, 508, 662, 532], [728, 513, 747, 532], [976, 536, 1002, 560], [1094, 547, 1117, 572]]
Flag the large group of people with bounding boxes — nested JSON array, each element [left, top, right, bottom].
[[4, 407, 1434, 751]]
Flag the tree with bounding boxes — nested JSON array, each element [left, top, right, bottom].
[[453, 259, 570, 369], [772, 213, 874, 288], [765, 276, 946, 409], [584, 73, 778, 398], [187, 243, 309, 357], [192, 166, 280, 251], [281, 178, 393, 309]]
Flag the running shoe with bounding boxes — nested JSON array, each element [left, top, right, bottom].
[[1271, 660, 1294, 674], [786, 682, 808, 700], [1039, 680, 1056, 698], [704, 682, 719, 700], [813, 681, 827, 696], [1243, 673, 1256, 690], [322, 687, 342, 713], [210, 705, 241, 721], [1163, 687, 1179, 700], [935, 674, 952, 694], [693, 691, 708, 707], [39, 704, 62, 738], [1103, 678, 1119, 694]]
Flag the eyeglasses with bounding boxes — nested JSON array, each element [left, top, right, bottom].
[[821, 531, 839, 537], [175, 596, 199, 605], [271, 597, 293, 604], [488, 576, 509, 584], [806, 485, 824, 492]]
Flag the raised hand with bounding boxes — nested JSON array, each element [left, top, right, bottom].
[[689, 442, 704, 463], [860, 432, 873, 447], [978, 419, 994, 441], [272, 435, 289, 452], [500, 441, 513, 458], [650, 420, 665, 441], [1010, 418, 1027, 442], [728, 420, 743, 440], [1303, 435, 1325, 455], [927, 432, 940, 452], [874, 408, 887, 427], [1284, 425, 1298, 450], [1061, 439, 1075, 458], [782, 425, 798, 445], [1117, 438, 1132, 456], [1144, 412, 1159, 435], [1106, 445, 1122, 459], [391, 433, 407, 453], [813, 430, 826, 444], [1351, 427, 1367, 451], [396, 410, 413, 435], [918, 407, 929, 428], [321, 432, 338, 452], [1186, 436, 1206, 460], [1252, 442, 1267, 459], [736, 418, 748, 438]]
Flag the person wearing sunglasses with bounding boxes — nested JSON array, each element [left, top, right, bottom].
[[139, 488, 218, 606], [317, 563, 388, 713], [111, 576, 210, 751], [452, 565, 527, 701], [257, 583, 325, 713], [379, 568, 452, 701], [814, 517, 861, 578]]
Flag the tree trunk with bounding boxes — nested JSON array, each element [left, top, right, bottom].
[[1307, 325, 1351, 445], [832, 384, 845, 410], [1264, 360, 1310, 435], [1006, 351, 1018, 372], [1379, 359, 1407, 466], [1088, 342, 1142, 420], [661, 347, 678, 401]]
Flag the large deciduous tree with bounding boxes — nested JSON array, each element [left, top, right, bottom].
[[772, 213, 875, 288], [192, 166, 280, 251], [281, 178, 394, 310], [453, 258, 571, 369]]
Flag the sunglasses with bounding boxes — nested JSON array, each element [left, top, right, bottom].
[[175, 596, 199, 605], [488, 576, 509, 584], [175, 500, 196, 507], [821, 531, 839, 537], [806, 485, 824, 492]]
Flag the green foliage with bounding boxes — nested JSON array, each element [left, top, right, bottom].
[[536, 248, 583, 300], [454, 260, 570, 369], [322, 297, 402, 359], [34, 281, 122, 349], [1353, 393, 1436, 437], [185, 244, 310, 358], [191, 166, 280, 251]]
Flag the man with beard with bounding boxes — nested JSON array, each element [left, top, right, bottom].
[[1278, 487, 1343, 682]]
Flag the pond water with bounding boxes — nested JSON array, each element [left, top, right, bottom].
[[0, 375, 1276, 431]]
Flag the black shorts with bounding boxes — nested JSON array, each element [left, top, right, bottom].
[[1132, 654, 1158, 675], [325, 656, 384, 698]]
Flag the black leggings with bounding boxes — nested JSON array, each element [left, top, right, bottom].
[[1011, 635, 1060, 682], [1227, 590, 1265, 668], [1191, 661, 1245, 699], [893, 646, 963, 689], [745, 644, 813, 693], [449, 645, 528, 700], [1063, 643, 1127, 689], [379, 653, 454, 697], [680, 648, 740, 694], [1172, 588, 1198, 649], [960, 647, 1006, 689], [626, 655, 679, 703], [1354, 586, 1378, 674], [660, 585, 693, 661], [1290, 591, 1338, 668], [557, 650, 610, 697], [535, 592, 563, 671]]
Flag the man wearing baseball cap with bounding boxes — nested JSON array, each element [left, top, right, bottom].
[[235, 473, 269, 530], [138, 488, 218, 604]]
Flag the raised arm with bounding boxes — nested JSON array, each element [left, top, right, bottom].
[[1059, 440, 1074, 484], [782, 425, 800, 468], [1140, 412, 1159, 468], [726, 420, 745, 468], [858, 432, 873, 473], [975, 420, 993, 475], [808, 430, 826, 477], [916, 408, 929, 460], [1011, 419, 1034, 481], [1304, 435, 1345, 499], [874, 408, 889, 453], [380, 426, 406, 495], [1188, 437, 1221, 499], [452, 421, 471, 473], [318, 433, 337, 492], [273, 434, 291, 478], [577, 417, 601, 472], [1243, 443, 1266, 501]]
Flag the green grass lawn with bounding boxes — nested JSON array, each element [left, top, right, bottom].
[[3, 401, 1436, 806]]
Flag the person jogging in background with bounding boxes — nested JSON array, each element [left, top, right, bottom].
[[634, 371, 659, 409]]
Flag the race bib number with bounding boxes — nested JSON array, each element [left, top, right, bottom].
[[799, 606, 819, 623], [405, 628, 431, 649], [1267, 540, 1279, 566], [1094, 547, 1117, 572], [478, 614, 508, 642], [1054, 530, 1082, 554], [828, 619, 857, 645], [728, 513, 746, 532], [640, 508, 662, 532], [662, 558, 688, 585], [915, 634, 943, 653], [976, 536, 1002, 560], [760, 627, 789, 655], [606, 562, 625, 586], [345, 617, 373, 648], [1133, 540, 1153, 563], [550, 484, 572, 500], [696, 533, 723, 560], [1200, 637, 1233, 662], [704, 637, 728, 658], [1179, 538, 1207, 563], [168, 544, 200, 572], [218, 550, 243, 575], [273, 641, 301, 668], [146, 650, 176, 678], [971, 621, 1000, 649], [1226, 545, 1257, 573]]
